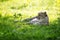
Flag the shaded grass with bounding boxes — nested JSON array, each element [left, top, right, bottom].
[[0, 16, 60, 40]]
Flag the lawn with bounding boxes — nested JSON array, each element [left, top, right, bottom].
[[0, 0, 60, 40]]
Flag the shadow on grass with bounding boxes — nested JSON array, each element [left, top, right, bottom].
[[0, 15, 60, 40]]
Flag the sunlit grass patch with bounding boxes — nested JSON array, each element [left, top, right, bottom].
[[49, 14, 58, 23]]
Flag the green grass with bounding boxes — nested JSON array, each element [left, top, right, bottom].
[[0, 0, 60, 40], [0, 16, 60, 40]]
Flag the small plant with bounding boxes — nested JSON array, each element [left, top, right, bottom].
[[11, 7, 16, 9], [13, 13, 22, 22], [18, 13, 22, 17], [17, 13, 22, 21]]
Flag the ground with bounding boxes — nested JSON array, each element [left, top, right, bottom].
[[0, 0, 60, 40]]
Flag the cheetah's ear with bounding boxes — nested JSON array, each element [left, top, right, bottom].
[[44, 12, 47, 17], [44, 11, 46, 14]]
